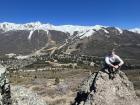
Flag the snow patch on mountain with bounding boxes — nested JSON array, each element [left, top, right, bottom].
[[28, 30, 34, 40], [102, 29, 109, 33], [16, 55, 30, 59], [129, 28, 140, 34], [50, 24, 107, 35], [116, 27, 123, 34], [80, 30, 95, 38]]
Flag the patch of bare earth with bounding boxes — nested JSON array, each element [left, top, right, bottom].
[[22, 69, 90, 105]]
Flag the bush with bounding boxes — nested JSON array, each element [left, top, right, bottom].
[[55, 77, 60, 85]]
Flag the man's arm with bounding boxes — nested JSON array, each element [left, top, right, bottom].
[[115, 55, 124, 66]]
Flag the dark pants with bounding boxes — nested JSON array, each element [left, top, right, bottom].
[[104, 62, 120, 79]]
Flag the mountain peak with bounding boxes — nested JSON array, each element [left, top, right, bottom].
[[0, 22, 108, 33], [0, 21, 53, 31]]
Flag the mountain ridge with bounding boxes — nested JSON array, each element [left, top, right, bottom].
[[0, 22, 140, 65], [0, 22, 128, 34], [1, 21, 139, 33]]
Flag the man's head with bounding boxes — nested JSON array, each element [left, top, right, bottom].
[[108, 49, 115, 56]]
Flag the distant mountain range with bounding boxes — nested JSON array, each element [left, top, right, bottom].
[[0, 22, 140, 63]]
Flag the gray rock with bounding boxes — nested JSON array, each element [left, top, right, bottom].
[[0, 64, 12, 105], [11, 86, 47, 105], [73, 71, 140, 105]]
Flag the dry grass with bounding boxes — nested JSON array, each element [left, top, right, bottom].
[[9, 68, 140, 105], [10, 68, 89, 105], [48, 98, 66, 105]]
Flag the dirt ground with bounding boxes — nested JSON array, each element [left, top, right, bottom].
[[10, 68, 140, 105], [10, 69, 91, 105]]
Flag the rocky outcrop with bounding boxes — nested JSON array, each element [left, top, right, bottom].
[[11, 86, 47, 105], [0, 64, 11, 105], [73, 70, 140, 105], [0, 64, 46, 105]]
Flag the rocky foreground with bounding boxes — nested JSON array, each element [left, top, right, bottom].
[[10, 86, 47, 105], [73, 70, 140, 105], [0, 70, 139, 105]]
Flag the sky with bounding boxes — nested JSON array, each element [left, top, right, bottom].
[[0, 0, 140, 29]]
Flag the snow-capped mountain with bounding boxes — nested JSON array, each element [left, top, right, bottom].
[[0, 22, 138, 36], [129, 28, 140, 34], [0, 22, 106, 32], [0, 22, 123, 38], [0, 22, 140, 62]]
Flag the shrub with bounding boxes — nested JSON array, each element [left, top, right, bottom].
[[55, 77, 60, 85]]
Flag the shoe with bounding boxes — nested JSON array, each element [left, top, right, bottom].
[[109, 73, 115, 80]]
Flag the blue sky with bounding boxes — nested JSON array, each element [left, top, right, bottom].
[[0, 0, 140, 28]]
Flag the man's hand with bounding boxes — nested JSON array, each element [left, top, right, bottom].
[[114, 65, 119, 69], [109, 64, 119, 69]]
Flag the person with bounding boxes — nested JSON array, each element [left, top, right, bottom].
[[104, 49, 124, 79]]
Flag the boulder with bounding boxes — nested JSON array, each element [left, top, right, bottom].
[[73, 70, 140, 105]]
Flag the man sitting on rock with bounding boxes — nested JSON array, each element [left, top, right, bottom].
[[104, 49, 124, 79]]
